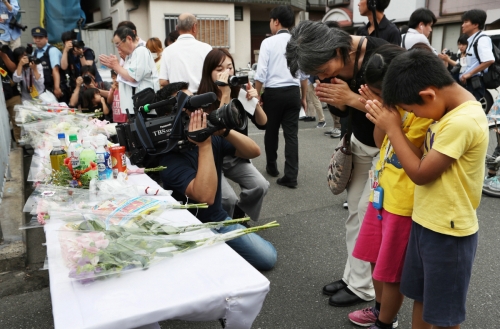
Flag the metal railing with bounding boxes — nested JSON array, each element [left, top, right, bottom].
[[0, 83, 10, 206]]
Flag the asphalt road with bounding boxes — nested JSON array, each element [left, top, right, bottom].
[[1, 115, 499, 329]]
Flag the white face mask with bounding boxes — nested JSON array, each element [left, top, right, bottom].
[[151, 53, 158, 60]]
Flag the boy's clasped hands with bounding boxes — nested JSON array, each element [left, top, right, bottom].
[[358, 84, 402, 134]]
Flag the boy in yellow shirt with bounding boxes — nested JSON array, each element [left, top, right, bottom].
[[366, 49, 488, 329]]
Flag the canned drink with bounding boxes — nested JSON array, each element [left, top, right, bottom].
[[109, 146, 127, 178]]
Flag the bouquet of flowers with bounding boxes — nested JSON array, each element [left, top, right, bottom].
[[59, 220, 279, 284]]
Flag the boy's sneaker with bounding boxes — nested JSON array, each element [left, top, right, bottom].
[[348, 307, 398, 328], [484, 176, 500, 191], [316, 121, 326, 128], [330, 128, 341, 138], [348, 307, 379, 327]]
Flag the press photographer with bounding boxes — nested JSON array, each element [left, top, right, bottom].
[[12, 45, 44, 101], [69, 65, 110, 108], [150, 83, 277, 270], [60, 30, 102, 93], [0, 0, 22, 50]]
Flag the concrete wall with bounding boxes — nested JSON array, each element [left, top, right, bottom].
[[233, 6, 252, 70], [19, 0, 41, 45]]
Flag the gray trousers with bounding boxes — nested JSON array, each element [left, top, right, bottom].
[[221, 155, 270, 221]]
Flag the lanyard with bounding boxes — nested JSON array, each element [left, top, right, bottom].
[[23, 67, 33, 92], [378, 112, 408, 176]]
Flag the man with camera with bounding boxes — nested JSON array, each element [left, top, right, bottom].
[[69, 65, 110, 108], [0, 0, 22, 50], [60, 30, 102, 94], [0, 43, 21, 143], [30, 26, 69, 103], [154, 84, 277, 271]]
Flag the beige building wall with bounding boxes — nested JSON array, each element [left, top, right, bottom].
[[233, 6, 252, 70]]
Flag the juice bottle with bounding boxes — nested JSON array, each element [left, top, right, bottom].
[[67, 134, 81, 170], [50, 140, 67, 172], [96, 136, 112, 180], [79, 141, 98, 180], [58, 133, 67, 151]]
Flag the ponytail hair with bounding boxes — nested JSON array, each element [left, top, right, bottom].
[[365, 44, 406, 91]]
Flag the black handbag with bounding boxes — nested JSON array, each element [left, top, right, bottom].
[[131, 87, 156, 111]]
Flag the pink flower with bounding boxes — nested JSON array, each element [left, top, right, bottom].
[[37, 213, 47, 225]]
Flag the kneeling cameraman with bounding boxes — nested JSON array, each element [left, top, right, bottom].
[[159, 84, 277, 271], [69, 65, 110, 108]]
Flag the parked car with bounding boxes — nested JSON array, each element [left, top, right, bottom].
[[482, 29, 500, 114]]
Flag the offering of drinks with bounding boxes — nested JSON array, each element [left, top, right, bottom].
[[110, 146, 127, 178]]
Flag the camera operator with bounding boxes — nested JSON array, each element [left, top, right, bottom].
[[158, 84, 277, 271], [30, 26, 69, 103], [60, 30, 102, 93], [69, 65, 110, 108], [12, 46, 44, 101], [0, 0, 21, 50], [198, 48, 269, 222], [0, 43, 21, 143]]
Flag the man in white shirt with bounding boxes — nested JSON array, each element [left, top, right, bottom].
[[255, 5, 308, 189], [401, 8, 437, 53], [159, 13, 212, 93], [459, 9, 495, 101]]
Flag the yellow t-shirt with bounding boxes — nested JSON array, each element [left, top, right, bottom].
[[413, 101, 488, 237], [370, 108, 433, 216]]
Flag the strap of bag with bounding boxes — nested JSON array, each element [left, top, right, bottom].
[[402, 34, 406, 48], [345, 36, 366, 144]]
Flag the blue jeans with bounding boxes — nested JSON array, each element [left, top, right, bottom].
[[214, 218, 277, 271]]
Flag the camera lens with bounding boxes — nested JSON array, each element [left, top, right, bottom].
[[208, 99, 247, 131]]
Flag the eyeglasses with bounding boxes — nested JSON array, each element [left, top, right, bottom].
[[114, 39, 126, 48]]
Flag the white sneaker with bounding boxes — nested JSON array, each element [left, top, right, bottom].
[[324, 128, 334, 135], [330, 128, 341, 138], [484, 176, 500, 191]]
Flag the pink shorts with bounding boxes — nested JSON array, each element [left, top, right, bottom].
[[353, 203, 412, 283]]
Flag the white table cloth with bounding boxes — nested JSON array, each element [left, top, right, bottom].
[[45, 173, 270, 329]]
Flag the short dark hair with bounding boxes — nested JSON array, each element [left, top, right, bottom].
[[165, 30, 179, 47], [81, 65, 96, 77], [12, 46, 26, 64], [114, 26, 136, 41], [365, 44, 406, 91], [457, 34, 469, 45], [382, 49, 455, 107], [61, 30, 77, 43], [372, 0, 391, 12], [117, 21, 137, 32], [462, 9, 487, 30], [110, 69, 117, 77], [408, 8, 437, 29], [270, 5, 294, 28]]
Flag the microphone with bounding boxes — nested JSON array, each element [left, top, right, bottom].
[[143, 97, 175, 113], [184, 92, 218, 110]]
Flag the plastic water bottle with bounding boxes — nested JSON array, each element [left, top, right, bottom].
[[79, 141, 98, 180], [58, 133, 67, 150], [96, 136, 112, 180], [50, 140, 67, 172], [67, 134, 81, 170]]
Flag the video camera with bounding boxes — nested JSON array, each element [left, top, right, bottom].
[[215, 75, 248, 87], [116, 91, 248, 166], [9, 17, 27, 31], [72, 39, 85, 48]]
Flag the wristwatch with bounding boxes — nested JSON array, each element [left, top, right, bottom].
[[222, 129, 231, 137]]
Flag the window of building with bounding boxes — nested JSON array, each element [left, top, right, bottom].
[[235, 6, 243, 21], [164, 14, 230, 48]]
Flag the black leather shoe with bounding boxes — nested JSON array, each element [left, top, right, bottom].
[[322, 279, 347, 296], [328, 287, 370, 307], [276, 176, 297, 188], [266, 164, 280, 177]]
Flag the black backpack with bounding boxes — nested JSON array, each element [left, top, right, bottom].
[[473, 34, 500, 89]]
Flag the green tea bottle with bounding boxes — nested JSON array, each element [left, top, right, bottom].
[[50, 140, 67, 172]]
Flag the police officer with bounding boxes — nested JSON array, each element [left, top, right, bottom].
[[30, 26, 69, 103]]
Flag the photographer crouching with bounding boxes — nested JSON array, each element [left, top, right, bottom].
[[152, 83, 277, 270], [69, 65, 110, 108], [12, 46, 44, 101], [60, 30, 103, 94]]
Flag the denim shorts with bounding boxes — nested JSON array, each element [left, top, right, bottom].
[[400, 221, 478, 327]]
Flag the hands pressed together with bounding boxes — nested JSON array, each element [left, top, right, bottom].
[[314, 78, 353, 110], [365, 99, 401, 134]]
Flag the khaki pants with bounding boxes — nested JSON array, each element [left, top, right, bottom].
[[6, 95, 22, 142], [306, 83, 325, 122], [0, 38, 21, 50], [342, 134, 380, 300]]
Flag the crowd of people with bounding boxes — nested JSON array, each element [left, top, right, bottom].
[[1, 1, 496, 328]]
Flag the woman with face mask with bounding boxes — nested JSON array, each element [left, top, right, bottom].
[[146, 37, 163, 74]]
